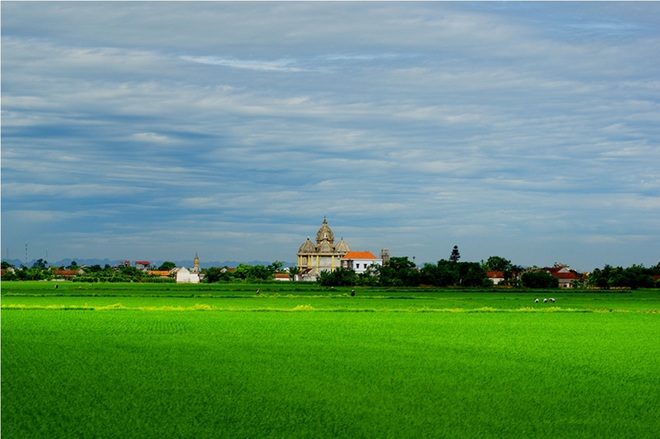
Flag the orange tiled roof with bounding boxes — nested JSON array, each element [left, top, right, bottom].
[[52, 270, 78, 276], [550, 271, 578, 279], [343, 251, 377, 260], [148, 270, 171, 276], [487, 271, 504, 278]]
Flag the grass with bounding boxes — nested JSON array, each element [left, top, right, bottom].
[[2, 281, 660, 438]]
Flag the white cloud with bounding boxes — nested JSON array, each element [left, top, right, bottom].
[[180, 55, 311, 72]]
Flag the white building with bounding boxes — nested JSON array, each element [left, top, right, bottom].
[[341, 251, 383, 274], [172, 266, 200, 284]]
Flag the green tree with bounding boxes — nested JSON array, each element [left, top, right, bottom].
[[318, 268, 357, 287], [288, 265, 300, 281], [32, 259, 48, 269], [204, 267, 231, 283], [233, 264, 275, 281], [118, 265, 144, 281], [457, 262, 488, 287], [482, 256, 512, 273], [233, 264, 252, 280], [16, 267, 46, 281], [521, 270, 558, 289], [268, 260, 284, 273], [356, 265, 381, 286], [158, 261, 176, 271], [378, 256, 420, 287], [449, 246, 460, 263], [248, 265, 275, 281], [420, 261, 458, 287]]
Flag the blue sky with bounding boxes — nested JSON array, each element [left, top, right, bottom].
[[2, 1, 659, 271]]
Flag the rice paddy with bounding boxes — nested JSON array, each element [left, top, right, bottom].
[[2, 281, 659, 438]]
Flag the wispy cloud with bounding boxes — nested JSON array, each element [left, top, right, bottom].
[[180, 55, 310, 72]]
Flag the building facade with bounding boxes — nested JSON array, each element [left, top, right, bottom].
[[297, 218, 351, 281], [341, 251, 382, 274]]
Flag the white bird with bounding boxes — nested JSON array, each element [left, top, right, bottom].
[[534, 298, 539, 303]]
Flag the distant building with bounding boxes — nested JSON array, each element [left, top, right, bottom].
[[0, 267, 16, 277], [191, 254, 200, 273], [543, 264, 582, 288], [487, 271, 505, 285], [274, 273, 291, 281], [172, 254, 202, 283], [172, 266, 200, 284], [341, 251, 382, 274], [52, 269, 82, 280], [296, 218, 351, 281], [135, 261, 150, 270]]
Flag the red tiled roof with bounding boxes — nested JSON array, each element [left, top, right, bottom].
[[274, 273, 290, 279], [52, 270, 78, 276], [551, 272, 578, 280], [342, 251, 378, 260], [487, 271, 504, 278]]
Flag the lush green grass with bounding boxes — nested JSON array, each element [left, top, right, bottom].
[[3, 281, 659, 311], [2, 282, 660, 438]]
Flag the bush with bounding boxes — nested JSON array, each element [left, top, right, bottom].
[[521, 271, 559, 289]]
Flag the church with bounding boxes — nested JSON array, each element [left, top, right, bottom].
[[296, 218, 351, 281], [297, 218, 384, 281]]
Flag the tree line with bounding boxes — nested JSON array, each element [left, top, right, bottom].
[[317, 254, 660, 290], [2, 255, 659, 289]]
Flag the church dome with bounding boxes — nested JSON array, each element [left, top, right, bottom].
[[317, 240, 334, 253], [316, 217, 334, 244], [335, 238, 350, 254], [298, 238, 316, 254]]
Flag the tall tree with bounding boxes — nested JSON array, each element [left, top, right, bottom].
[[288, 265, 300, 281], [158, 261, 176, 271], [32, 258, 48, 269], [521, 270, 558, 289], [482, 256, 512, 272], [449, 246, 460, 263]]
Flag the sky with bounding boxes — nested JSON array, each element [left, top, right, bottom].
[[2, 1, 659, 271]]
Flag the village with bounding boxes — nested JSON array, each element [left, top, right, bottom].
[[2, 219, 657, 289]]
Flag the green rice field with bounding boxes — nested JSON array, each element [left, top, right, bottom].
[[2, 281, 659, 438]]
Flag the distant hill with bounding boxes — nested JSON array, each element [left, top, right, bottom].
[[2, 258, 296, 269]]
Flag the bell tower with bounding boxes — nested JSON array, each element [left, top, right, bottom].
[[192, 253, 200, 272]]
